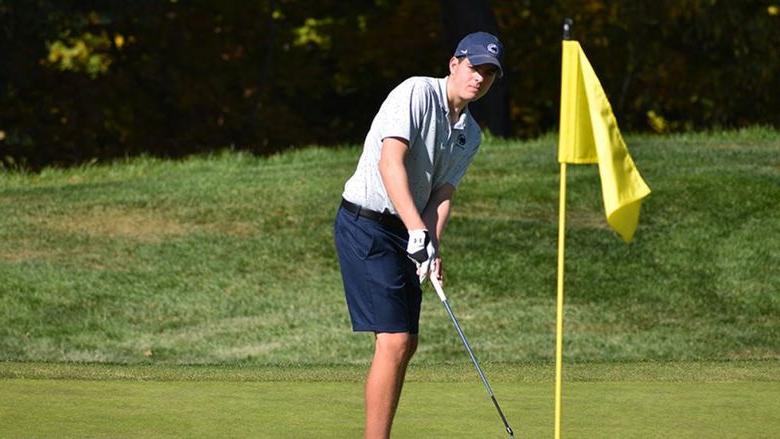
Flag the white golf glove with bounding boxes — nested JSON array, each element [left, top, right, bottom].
[[406, 229, 436, 283]]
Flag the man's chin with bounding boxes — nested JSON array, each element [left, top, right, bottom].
[[462, 91, 481, 102]]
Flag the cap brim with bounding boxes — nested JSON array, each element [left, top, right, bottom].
[[466, 55, 503, 78]]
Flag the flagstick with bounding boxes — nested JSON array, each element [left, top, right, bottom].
[[555, 161, 567, 439], [555, 19, 573, 439]]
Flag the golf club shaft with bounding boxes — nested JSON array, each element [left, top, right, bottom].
[[431, 277, 515, 437], [441, 299, 494, 395]]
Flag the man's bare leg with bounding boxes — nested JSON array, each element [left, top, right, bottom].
[[364, 332, 418, 439]]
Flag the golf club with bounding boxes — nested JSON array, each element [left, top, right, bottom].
[[430, 275, 515, 438]]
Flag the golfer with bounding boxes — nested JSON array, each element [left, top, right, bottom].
[[334, 32, 504, 438]]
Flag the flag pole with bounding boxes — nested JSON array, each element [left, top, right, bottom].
[[555, 162, 566, 439], [555, 18, 573, 439]]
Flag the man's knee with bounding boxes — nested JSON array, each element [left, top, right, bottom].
[[375, 333, 417, 362], [406, 337, 418, 360]]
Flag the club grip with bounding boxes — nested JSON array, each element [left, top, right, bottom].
[[430, 275, 447, 302]]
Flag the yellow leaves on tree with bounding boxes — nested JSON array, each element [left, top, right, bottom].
[[46, 31, 128, 78]]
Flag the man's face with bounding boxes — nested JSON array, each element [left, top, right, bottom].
[[448, 57, 498, 103]]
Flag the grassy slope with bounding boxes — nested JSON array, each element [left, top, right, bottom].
[[0, 129, 778, 364]]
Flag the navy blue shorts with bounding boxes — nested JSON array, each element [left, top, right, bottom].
[[334, 206, 422, 334]]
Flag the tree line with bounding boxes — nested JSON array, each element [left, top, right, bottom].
[[1, 1, 778, 169]]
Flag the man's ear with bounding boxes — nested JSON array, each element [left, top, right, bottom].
[[448, 57, 459, 74]]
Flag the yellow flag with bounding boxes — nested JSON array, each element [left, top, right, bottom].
[[558, 40, 651, 242]]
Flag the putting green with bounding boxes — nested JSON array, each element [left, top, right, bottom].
[[1, 362, 778, 438], [1, 380, 778, 437]]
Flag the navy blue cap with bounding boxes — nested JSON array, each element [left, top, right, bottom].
[[454, 32, 504, 78]]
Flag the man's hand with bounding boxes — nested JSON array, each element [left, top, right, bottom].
[[406, 229, 436, 283], [431, 257, 443, 283]]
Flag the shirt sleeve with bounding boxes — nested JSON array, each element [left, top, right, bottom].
[[375, 78, 435, 146]]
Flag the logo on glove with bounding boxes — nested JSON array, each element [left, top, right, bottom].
[[406, 229, 437, 284]]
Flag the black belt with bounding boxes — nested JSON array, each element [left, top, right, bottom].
[[340, 198, 406, 232]]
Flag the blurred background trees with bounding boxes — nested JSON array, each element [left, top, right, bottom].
[[1, 0, 779, 169]]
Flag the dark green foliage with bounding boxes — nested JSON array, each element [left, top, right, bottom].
[[1, 1, 779, 168]]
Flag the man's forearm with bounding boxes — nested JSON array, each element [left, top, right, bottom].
[[422, 184, 455, 247]]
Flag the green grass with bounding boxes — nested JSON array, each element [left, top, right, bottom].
[[0, 128, 778, 364], [1, 361, 778, 438], [1, 131, 778, 436]]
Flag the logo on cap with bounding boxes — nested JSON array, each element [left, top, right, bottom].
[[487, 43, 499, 55]]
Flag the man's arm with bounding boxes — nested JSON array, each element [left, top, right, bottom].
[[421, 184, 455, 280], [379, 137, 454, 282], [421, 184, 455, 248], [378, 137, 426, 230]]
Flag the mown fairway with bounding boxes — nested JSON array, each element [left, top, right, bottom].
[[1, 361, 778, 438]]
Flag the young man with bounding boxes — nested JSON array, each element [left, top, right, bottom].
[[334, 32, 504, 438]]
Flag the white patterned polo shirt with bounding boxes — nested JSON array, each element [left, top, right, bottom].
[[342, 76, 481, 215]]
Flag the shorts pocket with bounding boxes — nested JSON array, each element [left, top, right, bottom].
[[335, 212, 378, 261]]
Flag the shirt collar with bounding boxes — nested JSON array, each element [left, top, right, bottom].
[[438, 76, 469, 130]]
